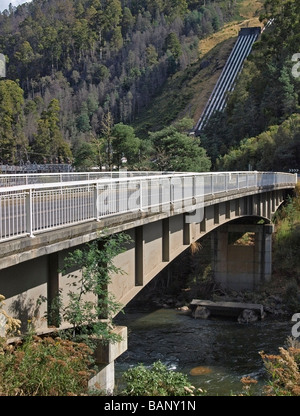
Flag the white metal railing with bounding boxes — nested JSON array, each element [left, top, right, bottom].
[[0, 171, 173, 188], [0, 171, 297, 243]]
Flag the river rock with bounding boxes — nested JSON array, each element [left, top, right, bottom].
[[193, 306, 210, 319], [238, 309, 258, 324], [177, 305, 191, 315]]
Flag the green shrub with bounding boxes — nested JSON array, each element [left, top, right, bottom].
[[120, 361, 205, 396]]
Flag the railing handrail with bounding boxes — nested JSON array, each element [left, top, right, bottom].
[[0, 171, 174, 186], [0, 171, 296, 193], [0, 171, 296, 243]]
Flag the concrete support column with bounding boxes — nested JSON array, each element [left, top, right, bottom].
[[225, 201, 231, 220], [48, 252, 61, 327], [200, 207, 206, 233], [89, 326, 128, 394], [212, 223, 274, 291], [262, 224, 274, 283], [214, 204, 220, 225], [135, 226, 144, 286], [183, 214, 191, 245], [162, 218, 170, 261]]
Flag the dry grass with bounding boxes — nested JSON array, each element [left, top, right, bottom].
[[178, 36, 237, 123], [199, 0, 265, 57]]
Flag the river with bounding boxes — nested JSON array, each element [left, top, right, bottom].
[[114, 305, 293, 396]]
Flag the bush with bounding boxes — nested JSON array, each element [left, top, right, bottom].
[[0, 332, 95, 396], [120, 361, 205, 396], [260, 338, 300, 396]]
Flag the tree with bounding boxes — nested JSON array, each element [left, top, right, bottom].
[[150, 118, 211, 172], [121, 7, 135, 36], [0, 80, 26, 164], [76, 102, 91, 132], [110, 26, 123, 51], [99, 111, 115, 170], [55, 233, 131, 345], [31, 99, 72, 163], [164, 32, 182, 60], [112, 123, 141, 169], [146, 44, 158, 67], [73, 141, 97, 171], [164, 32, 182, 75], [217, 114, 300, 172], [165, 0, 188, 22]]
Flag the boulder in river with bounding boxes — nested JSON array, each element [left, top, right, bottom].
[[238, 309, 258, 324], [193, 306, 211, 319]]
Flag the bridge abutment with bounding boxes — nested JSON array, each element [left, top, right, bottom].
[[212, 223, 274, 291]]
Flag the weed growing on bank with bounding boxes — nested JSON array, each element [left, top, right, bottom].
[[0, 328, 96, 396], [120, 360, 206, 396], [259, 337, 300, 396]]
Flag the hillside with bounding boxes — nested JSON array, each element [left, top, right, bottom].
[[1, 0, 298, 174], [0, 0, 244, 169], [204, 0, 300, 170], [0, 0, 268, 171], [133, 0, 265, 137]]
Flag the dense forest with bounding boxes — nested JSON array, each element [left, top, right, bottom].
[[0, 0, 299, 173], [0, 0, 240, 170]]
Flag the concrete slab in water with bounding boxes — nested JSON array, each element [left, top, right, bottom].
[[189, 299, 264, 319]]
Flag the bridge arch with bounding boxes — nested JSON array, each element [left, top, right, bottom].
[[0, 173, 295, 330], [0, 171, 296, 392]]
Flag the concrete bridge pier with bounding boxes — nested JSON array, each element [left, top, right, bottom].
[[212, 223, 274, 291]]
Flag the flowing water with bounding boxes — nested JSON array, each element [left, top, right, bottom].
[[114, 306, 293, 396]]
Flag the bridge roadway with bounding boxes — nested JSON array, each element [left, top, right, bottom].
[[0, 170, 297, 392]]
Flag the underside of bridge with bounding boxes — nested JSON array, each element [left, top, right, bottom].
[[0, 186, 293, 392], [211, 219, 273, 291]]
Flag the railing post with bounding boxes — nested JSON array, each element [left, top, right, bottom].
[[140, 180, 143, 211], [94, 183, 99, 221], [26, 188, 34, 237], [193, 175, 196, 198]]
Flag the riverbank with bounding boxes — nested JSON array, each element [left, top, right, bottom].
[[125, 260, 295, 322]]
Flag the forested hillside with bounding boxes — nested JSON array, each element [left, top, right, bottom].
[[1, 0, 298, 174], [0, 0, 240, 170], [202, 0, 300, 172]]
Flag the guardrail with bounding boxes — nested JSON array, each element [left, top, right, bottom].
[[0, 171, 173, 187], [0, 171, 296, 243]]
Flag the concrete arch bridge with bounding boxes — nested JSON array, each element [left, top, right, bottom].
[[0, 171, 296, 391]]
